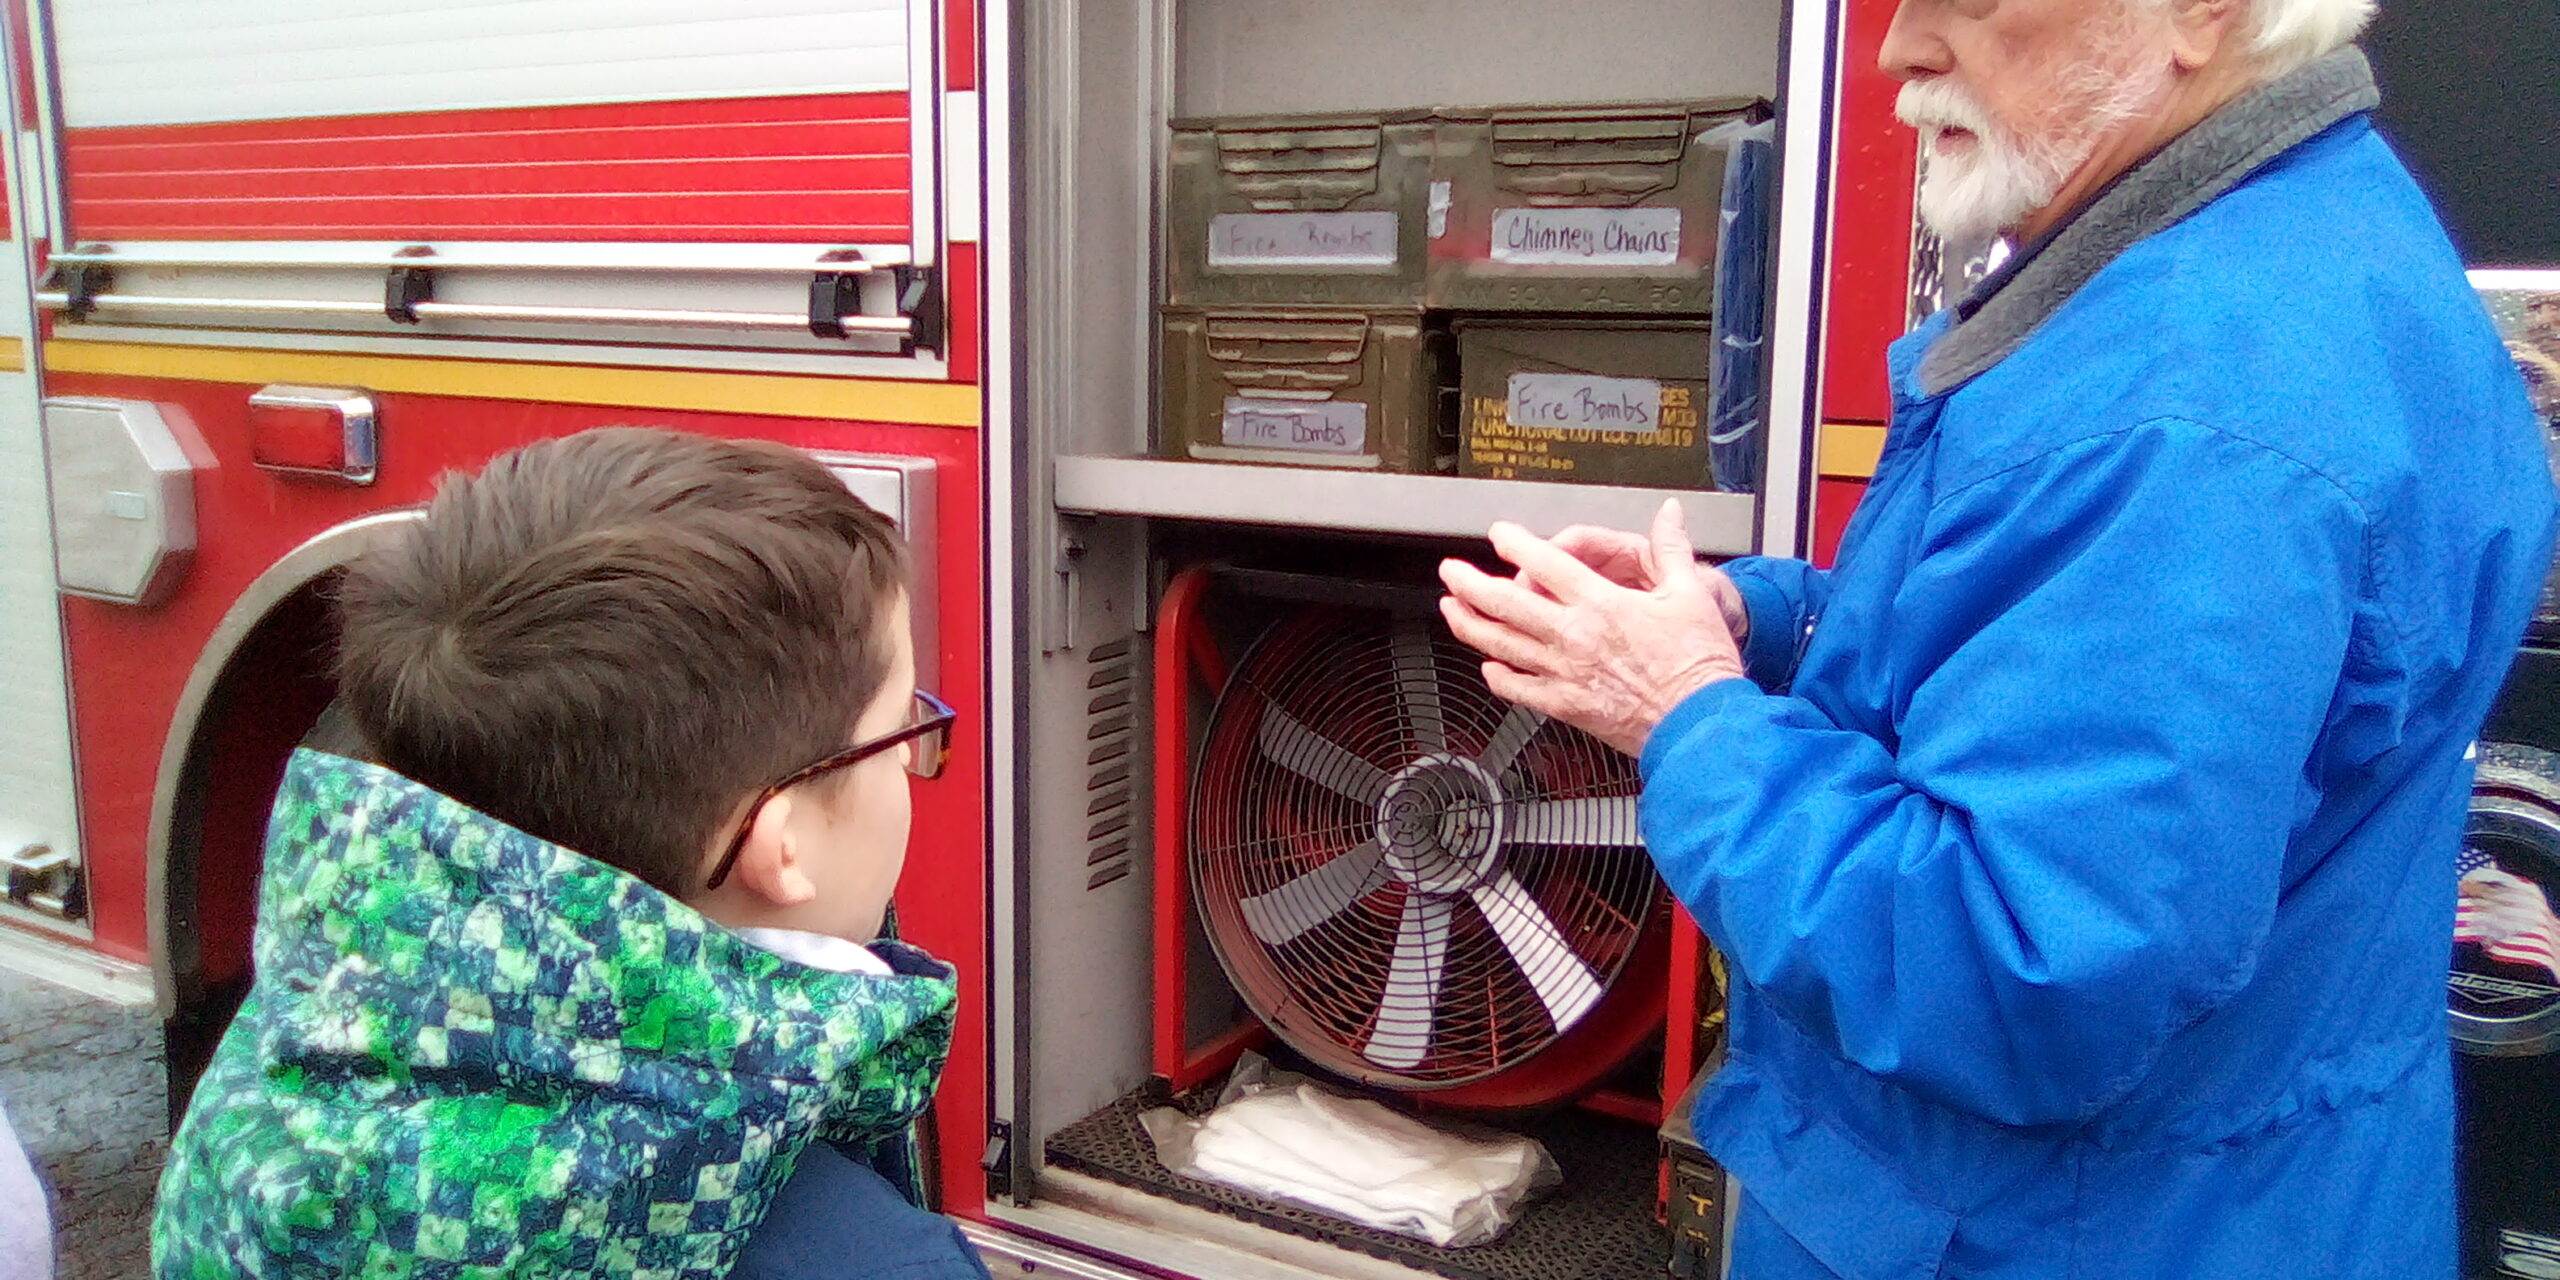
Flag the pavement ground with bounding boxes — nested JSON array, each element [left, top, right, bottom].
[[0, 968, 165, 1280]]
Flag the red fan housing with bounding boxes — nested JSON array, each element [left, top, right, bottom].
[[1187, 600, 1669, 1106]]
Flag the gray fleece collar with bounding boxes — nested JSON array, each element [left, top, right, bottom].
[[1917, 47, 2380, 397]]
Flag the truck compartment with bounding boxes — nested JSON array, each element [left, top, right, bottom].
[[997, 1, 1782, 1275]]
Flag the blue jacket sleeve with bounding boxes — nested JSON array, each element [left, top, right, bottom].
[[1641, 420, 2369, 1127], [1717, 555, 1831, 690]]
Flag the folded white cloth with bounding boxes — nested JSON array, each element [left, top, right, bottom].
[[1140, 1058, 1557, 1248]]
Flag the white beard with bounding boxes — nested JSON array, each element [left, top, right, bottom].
[[1898, 79, 2078, 244], [1897, 52, 2173, 244]]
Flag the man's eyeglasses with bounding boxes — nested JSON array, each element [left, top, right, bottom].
[[703, 690, 956, 891]]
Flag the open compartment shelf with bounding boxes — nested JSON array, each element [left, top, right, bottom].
[[1045, 1080, 1669, 1280], [1054, 455, 1758, 548]]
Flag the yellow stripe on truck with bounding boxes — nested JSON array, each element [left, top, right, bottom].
[[1818, 423, 1888, 479], [41, 340, 982, 428], [0, 337, 25, 372]]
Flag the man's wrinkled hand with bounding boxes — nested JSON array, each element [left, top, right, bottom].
[[1438, 501, 1746, 756], [1547, 522, 1752, 647]]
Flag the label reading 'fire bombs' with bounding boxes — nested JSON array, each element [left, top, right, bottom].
[[1457, 323, 1712, 487], [1220, 398, 1370, 456], [1506, 373, 1663, 434], [1207, 212, 1400, 268]]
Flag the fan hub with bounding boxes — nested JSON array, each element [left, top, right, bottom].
[[1375, 753, 1507, 895]]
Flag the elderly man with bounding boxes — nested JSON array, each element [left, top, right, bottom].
[[1441, 0, 2556, 1276]]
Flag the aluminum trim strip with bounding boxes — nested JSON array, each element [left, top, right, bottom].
[[1756, 0, 1842, 561], [956, 1221, 1151, 1280], [907, 0, 941, 268], [1053, 455, 1758, 552], [0, 923, 150, 1005], [44, 339, 982, 427], [40, 293, 914, 337], [987, 1171, 1451, 1280], [52, 323, 943, 382], [42, 294, 382, 317], [980, 0, 1026, 1192], [46, 241, 910, 273], [145, 512, 420, 1017]]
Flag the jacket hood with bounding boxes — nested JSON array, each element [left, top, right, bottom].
[[153, 748, 958, 1278], [251, 748, 957, 1102]]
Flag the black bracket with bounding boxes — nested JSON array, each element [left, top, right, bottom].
[[894, 264, 944, 358], [980, 1119, 1014, 1200], [809, 250, 942, 358], [53, 261, 111, 322], [808, 248, 870, 340], [384, 265, 434, 325]]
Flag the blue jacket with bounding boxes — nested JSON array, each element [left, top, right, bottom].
[[1640, 52, 2556, 1280]]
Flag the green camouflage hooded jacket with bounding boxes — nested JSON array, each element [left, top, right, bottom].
[[153, 749, 960, 1279]]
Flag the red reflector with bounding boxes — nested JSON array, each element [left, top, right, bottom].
[[251, 403, 343, 470], [248, 386, 376, 484]]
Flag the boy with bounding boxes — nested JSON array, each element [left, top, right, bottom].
[[153, 428, 989, 1279]]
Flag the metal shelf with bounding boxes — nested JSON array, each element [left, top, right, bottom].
[[1052, 455, 1759, 551]]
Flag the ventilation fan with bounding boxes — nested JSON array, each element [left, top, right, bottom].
[[1184, 586, 1669, 1106]]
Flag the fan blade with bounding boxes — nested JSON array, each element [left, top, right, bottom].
[[1364, 891, 1453, 1070], [1509, 795, 1645, 849], [1258, 707, 1390, 805], [1239, 841, 1390, 946], [1389, 618, 1448, 755], [1470, 872, 1605, 1032], [1478, 704, 1544, 778]]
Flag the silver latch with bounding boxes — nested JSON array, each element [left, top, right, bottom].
[[4, 845, 86, 922]]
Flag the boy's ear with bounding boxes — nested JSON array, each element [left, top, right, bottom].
[[728, 794, 819, 908]]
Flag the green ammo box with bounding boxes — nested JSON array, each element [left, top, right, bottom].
[[1456, 319, 1713, 488], [1165, 110, 1438, 309], [1430, 99, 1766, 315], [1159, 308, 1454, 473]]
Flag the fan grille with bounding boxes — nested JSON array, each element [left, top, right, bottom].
[[1191, 605, 1660, 1091]]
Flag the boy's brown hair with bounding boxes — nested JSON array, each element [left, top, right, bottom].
[[334, 427, 908, 897]]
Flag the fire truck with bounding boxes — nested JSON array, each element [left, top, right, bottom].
[[0, 0, 1942, 1276]]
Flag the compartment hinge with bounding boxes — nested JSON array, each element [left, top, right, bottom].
[[894, 264, 945, 357], [4, 844, 87, 922], [808, 248, 871, 340], [49, 261, 112, 321], [1047, 524, 1089, 654], [385, 263, 434, 324], [385, 247, 439, 324], [980, 1120, 1015, 1200]]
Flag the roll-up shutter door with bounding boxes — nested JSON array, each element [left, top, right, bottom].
[[51, 0, 926, 246]]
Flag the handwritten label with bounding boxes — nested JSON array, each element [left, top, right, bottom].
[[1208, 212, 1398, 266], [1490, 207, 1682, 266], [1507, 373, 1663, 434], [1221, 398, 1369, 454]]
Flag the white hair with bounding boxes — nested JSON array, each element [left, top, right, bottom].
[[2247, 0, 2377, 77]]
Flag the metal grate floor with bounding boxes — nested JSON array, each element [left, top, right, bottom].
[[1044, 1081, 1669, 1280]]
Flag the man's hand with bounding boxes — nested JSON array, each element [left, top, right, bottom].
[[1547, 523, 1752, 648], [1439, 501, 1746, 756]]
